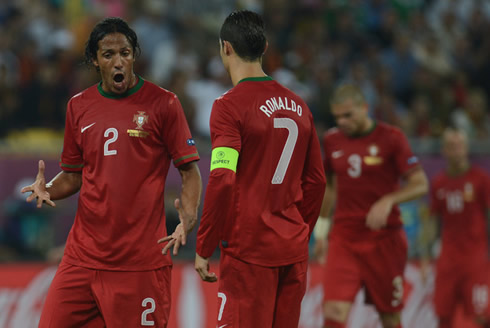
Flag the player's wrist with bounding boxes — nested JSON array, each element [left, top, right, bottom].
[[313, 216, 331, 240]]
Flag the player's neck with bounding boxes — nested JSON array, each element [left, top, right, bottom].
[[447, 160, 470, 176], [229, 60, 267, 86], [359, 118, 375, 135]]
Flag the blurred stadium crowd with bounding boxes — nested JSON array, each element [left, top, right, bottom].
[[1, 0, 490, 261], [1, 0, 490, 141]]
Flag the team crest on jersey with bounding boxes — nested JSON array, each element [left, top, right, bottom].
[[133, 111, 149, 130], [127, 111, 150, 138], [364, 144, 383, 165], [463, 183, 474, 202]]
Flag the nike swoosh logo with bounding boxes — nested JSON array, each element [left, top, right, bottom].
[[217, 325, 228, 328], [81, 122, 96, 133]]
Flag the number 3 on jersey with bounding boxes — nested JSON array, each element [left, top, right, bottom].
[[272, 118, 298, 184]]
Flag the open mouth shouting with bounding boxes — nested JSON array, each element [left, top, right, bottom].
[[112, 72, 126, 91]]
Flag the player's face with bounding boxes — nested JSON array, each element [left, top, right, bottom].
[[442, 132, 468, 164], [331, 99, 368, 136], [93, 32, 136, 95]]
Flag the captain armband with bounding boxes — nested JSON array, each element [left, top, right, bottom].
[[313, 216, 331, 240], [210, 147, 239, 172]]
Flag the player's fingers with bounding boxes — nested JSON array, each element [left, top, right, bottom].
[[45, 199, 56, 207], [36, 197, 44, 208], [21, 186, 33, 194], [26, 193, 37, 203], [204, 272, 217, 283], [36, 160, 46, 179], [172, 238, 181, 255], [162, 240, 174, 255], [180, 230, 187, 246], [158, 235, 173, 243], [174, 198, 180, 210]]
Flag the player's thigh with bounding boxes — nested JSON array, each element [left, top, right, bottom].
[[217, 253, 278, 328], [462, 263, 490, 319], [95, 266, 171, 328], [323, 236, 362, 302], [272, 260, 308, 328], [433, 263, 460, 318], [362, 229, 407, 314], [39, 262, 104, 328], [323, 236, 361, 323]]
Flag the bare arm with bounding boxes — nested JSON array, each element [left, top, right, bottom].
[[313, 173, 336, 262], [319, 173, 336, 219], [366, 167, 429, 230], [21, 160, 82, 208], [159, 161, 202, 255]]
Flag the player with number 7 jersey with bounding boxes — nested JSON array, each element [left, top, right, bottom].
[[195, 10, 326, 328]]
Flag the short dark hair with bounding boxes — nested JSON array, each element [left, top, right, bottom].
[[220, 10, 266, 62], [84, 17, 141, 66]]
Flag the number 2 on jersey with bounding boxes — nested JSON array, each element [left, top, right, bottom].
[[272, 118, 298, 184], [104, 128, 118, 156]]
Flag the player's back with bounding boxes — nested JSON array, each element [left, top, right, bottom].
[[213, 77, 321, 266]]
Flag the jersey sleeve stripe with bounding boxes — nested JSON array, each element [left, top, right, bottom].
[[174, 153, 200, 165], [60, 162, 84, 169]]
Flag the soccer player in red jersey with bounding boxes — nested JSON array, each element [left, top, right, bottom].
[[194, 10, 326, 328], [313, 84, 429, 328], [424, 128, 490, 328], [20, 18, 202, 327]]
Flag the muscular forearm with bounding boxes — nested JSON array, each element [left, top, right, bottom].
[[46, 171, 82, 200], [386, 168, 428, 205], [178, 161, 202, 231]]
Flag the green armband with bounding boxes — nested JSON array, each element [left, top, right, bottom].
[[210, 147, 239, 172]]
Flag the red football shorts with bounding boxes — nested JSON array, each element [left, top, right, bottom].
[[216, 252, 308, 328], [39, 260, 172, 328], [323, 228, 408, 313], [434, 259, 490, 319]]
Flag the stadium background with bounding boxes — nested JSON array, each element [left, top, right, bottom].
[[0, 0, 489, 327]]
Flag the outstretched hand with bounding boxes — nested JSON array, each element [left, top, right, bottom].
[[158, 198, 196, 256], [20, 160, 55, 208]]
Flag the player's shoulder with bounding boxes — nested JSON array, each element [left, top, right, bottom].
[[324, 127, 342, 140], [142, 79, 177, 99], [430, 171, 447, 186], [376, 121, 405, 137], [469, 165, 490, 179], [67, 83, 98, 110]]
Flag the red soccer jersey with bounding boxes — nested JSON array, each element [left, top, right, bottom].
[[60, 78, 199, 271], [196, 77, 326, 267], [323, 122, 420, 239], [430, 166, 490, 264]]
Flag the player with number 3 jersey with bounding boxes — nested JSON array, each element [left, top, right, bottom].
[[194, 10, 326, 328], [313, 84, 428, 328]]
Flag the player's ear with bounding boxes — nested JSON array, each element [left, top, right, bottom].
[[223, 40, 233, 56], [92, 58, 99, 69], [263, 41, 268, 56]]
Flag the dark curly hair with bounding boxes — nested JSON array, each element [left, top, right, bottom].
[[84, 17, 141, 69]]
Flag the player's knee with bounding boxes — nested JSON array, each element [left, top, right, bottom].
[[379, 311, 401, 328], [323, 301, 350, 324]]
